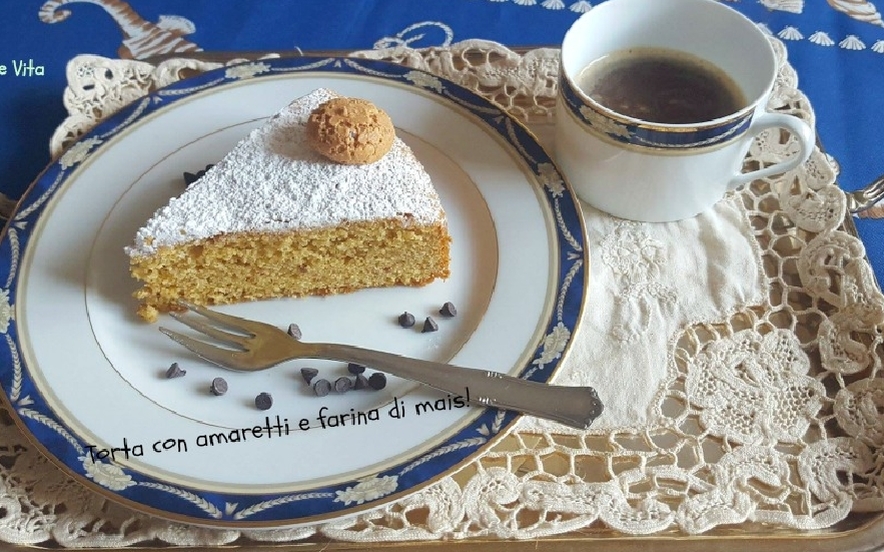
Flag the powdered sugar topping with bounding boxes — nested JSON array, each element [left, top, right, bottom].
[[127, 88, 445, 257]]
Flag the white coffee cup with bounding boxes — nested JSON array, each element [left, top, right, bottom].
[[555, 0, 814, 222]]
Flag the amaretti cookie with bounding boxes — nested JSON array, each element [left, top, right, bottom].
[[307, 97, 396, 164]]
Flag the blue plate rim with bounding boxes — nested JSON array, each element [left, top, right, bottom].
[[0, 56, 589, 527]]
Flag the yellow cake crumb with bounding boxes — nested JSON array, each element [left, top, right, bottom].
[[130, 218, 450, 319], [137, 304, 159, 323]]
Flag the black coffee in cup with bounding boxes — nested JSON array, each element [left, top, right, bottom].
[[576, 47, 747, 124]]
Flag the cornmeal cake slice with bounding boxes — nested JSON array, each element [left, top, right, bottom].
[[126, 88, 451, 321]]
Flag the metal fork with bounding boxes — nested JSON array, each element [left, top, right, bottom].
[[159, 303, 604, 430], [846, 172, 884, 214]]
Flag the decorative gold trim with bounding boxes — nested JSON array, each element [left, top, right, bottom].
[[559, 97, 743, 156], [4, 59, 589, 529]]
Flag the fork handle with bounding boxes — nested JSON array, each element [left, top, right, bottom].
[[310, 343, 603, 430]]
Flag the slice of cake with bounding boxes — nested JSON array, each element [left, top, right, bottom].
[[126, 88, 451, 321]]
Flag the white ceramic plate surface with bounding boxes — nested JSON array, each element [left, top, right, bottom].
[[0, 57, 587, 527]]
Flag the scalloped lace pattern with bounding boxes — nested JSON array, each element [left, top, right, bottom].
[[1, 37, 883, 546]]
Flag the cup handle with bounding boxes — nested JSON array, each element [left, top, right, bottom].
[[728, 112, 815, 190]]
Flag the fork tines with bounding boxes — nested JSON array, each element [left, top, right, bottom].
[[158, 301, 255, 362]]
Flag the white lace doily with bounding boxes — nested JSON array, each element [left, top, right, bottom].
[[2, 38, 883, 547]]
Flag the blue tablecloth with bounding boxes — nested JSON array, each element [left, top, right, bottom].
[[1, 0, 881, 274]]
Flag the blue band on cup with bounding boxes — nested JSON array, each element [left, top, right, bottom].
[[559, 73, 753, 150]]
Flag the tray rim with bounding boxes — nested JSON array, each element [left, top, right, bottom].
[[1, 44, 882, 549]]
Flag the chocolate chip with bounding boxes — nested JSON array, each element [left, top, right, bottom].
[[287, 323, 302, 340], [347, 363, 366, 374], [422, 316, 439, 333], [398, 311, 416, 328], [354, 374, 370, 390], [165, 362, 186, 379], [312, 378, 332, 397], [439, 301, 457, 317], [334, 377, 353, 393], [255, 392, 273, 410], [183, 172, 198, 186], [183, 164, 214, 186], [368, 372, 387, 390], [300, 367, 319, 384], [210, 377, 228, 396]]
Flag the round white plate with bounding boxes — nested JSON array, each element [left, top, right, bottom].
[[0, 57, 588, 527]]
